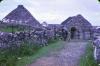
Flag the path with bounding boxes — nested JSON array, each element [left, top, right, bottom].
[[29, 40, 88, 66]]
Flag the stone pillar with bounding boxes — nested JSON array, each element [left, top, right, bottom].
[[82, 30, 85, 40]]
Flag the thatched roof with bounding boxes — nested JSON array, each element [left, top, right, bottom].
[[2, 5, 41, 27], [61, 14, 92, 30]]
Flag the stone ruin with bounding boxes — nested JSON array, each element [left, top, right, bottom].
[[2, 5, 41, 27], [1, 5, 95, 40], [1, 5, 100, 63], [0, 28, 62, 49], [0, 5, 64, 49], [61, 14, 93, 40]]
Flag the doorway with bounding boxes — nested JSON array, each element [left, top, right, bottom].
[[70, 27, 77, 39]]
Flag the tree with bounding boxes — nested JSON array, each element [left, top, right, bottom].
[[98, 0, 100, 2]]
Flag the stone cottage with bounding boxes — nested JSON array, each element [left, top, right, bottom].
[[2, 5, 41, 27], [61, 14, 93, 40]]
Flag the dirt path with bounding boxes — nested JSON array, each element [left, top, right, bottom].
[[29, 40, 87, 66]]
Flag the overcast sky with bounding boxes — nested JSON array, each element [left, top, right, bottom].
[[0, 0, 100, 26]]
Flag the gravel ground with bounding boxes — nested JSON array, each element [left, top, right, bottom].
[[29, 40, 87, 66]]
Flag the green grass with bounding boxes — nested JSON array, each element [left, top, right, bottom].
[[79, 41, 98, 66], [16, 40, 64, 66], [0, 27, 24, 32], [0, 28, 17, 32], [0, 43, 40, 66], [0, 34, 63, 66]]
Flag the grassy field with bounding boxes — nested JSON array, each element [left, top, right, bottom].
[[16, 40, 64, 66], [79, 41, 98, 66], [0, 27, 20, 32], [0, 24, 28, 32], [0, 26, 24, 32]]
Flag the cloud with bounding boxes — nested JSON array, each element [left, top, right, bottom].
[[0, 12, 8, 19]]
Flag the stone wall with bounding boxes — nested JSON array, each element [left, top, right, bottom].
[[0, 28, 61, 49]]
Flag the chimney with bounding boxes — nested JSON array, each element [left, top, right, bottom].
[[17, 5, 24, 8]]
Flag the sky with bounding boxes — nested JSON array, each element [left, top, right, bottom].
[[0, 0, 100, 26]]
